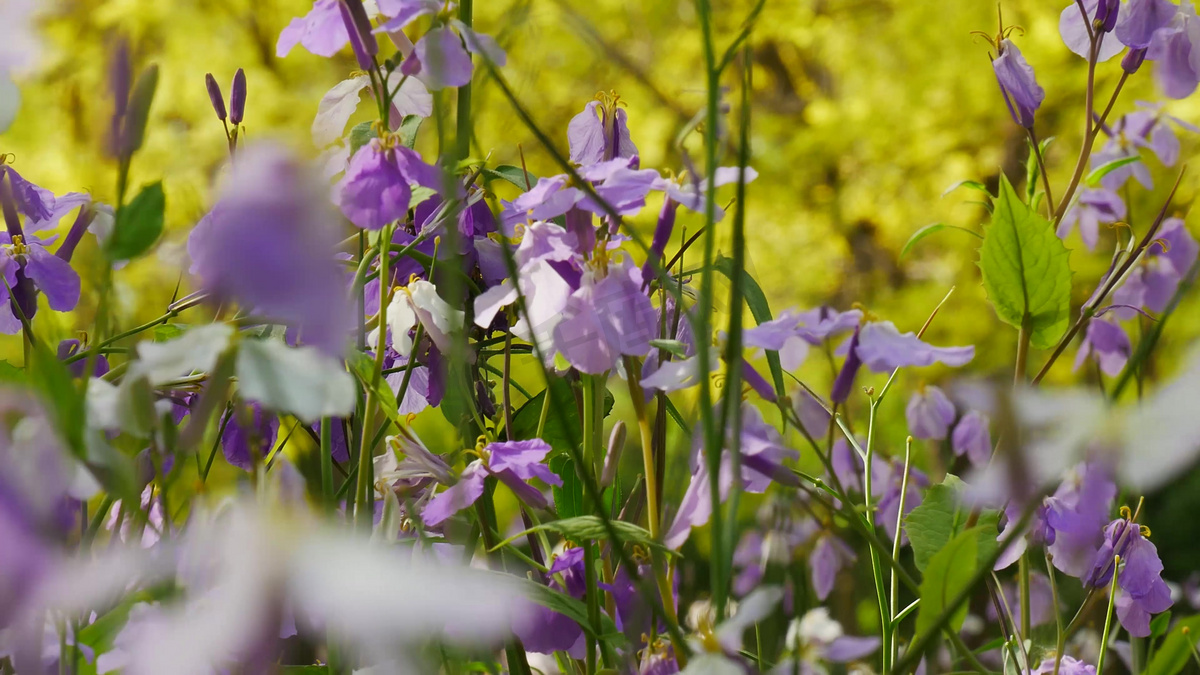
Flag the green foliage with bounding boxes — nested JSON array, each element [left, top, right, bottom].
[[550, 455, 585, 520], [1145, 614, 1200, 675], [503, 573, 624, 644], [904, 475, 999, 573], [491, 515, 670, 553], [978, 175, 1073, 349], [481, 164, 538, 189], [107, 181, 166, 261], [713, 253, 783, 396], [1085, 155, 1142, 188], [914, 525, 991, 638], [348, 121, 377, 155], [347, 351, 403, 429], [900, 223, 983, 260]]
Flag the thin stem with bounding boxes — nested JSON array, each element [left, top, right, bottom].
[[888, 436, 914, 669], [1047, 554, 1066, 675], [1095, 555, 1122, 674], [1028, 128, 1055, 215], [1052, 70, 1130, 226]]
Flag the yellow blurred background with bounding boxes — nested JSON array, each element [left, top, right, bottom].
[[6, 0, 1200, 461]]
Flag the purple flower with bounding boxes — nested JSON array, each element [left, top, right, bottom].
[[516, 547, 587, 657], [222, 403, 280, 471], [664, 405, 799, 549], [187, 143, 353, 357], [336, 138, 444, 230], [58, 339, 109, 378], [1116, 0, 1177, 49], [832, 320, 974, 403], [0, 232, 80, 333], [829, 440, 928, 540], [776, 608, 881, 674], [373, 3, 506, 90], [1084, 516, 1173, 637], [1033, 656, 1096, 675], [229, 68, 246, 126], [951, 410, 992, 466], [1146, 5, 1200, 98], [568, 96, 638, 166], [204, 73, 226, 121], [906, 385, 956, 440], [1045, 463, 1118, 577], [1113, 217, 1199, 315], [1058, 188, 1125, 251], [743, 306, 861, 371], [276, 0, 350, 58], [1073, 317, 1131, 377], [422, 439, 561, 527], [810, 533, 856, 601], [993, 39, 1045, 129], [1061, 0, 1126, 61], [552, 258, 658, 374]]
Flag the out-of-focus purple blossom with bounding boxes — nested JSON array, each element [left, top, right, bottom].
[[1113, 217, 1199, 315], [1116, 0, 1177, 49], [222, 403, 280, 471], [906, 385, 956, 440], [188, 143, 353, 357], [993, 39, 1044, 128], [516, 546, 586, 657], [0, 0, 41, 79], [832, 320, 973, 404], [1074, 317, 1131, 376], [774, 608, 881, 674], [276, 0, 351, 58], [650, 166, 759, 222], [792, 388, 832, 439], [988, 572, 1057, 627], [1058, 188, 1125, 251], [1061, 0, 1126, 61], [810, 533, 856, 601], [743, 306, 861, 371], [422, 439, 561, 527], [58, 339, 110, 378], [951, 410, 992, 466], [1094, 108, 1199, 191], [1147, 4, 1200, 98], [1033, 655, 1097, 675], [829, 440, 927, 540], [372, 3, 506, 90], [665, 405, 799, 549], [1084, 516, 1173, 636]]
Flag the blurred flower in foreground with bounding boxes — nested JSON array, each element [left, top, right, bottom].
[[188, 143, 352, 357], [1032, 655, 1097, 675], [771, 607, 880, 675], [0, 0, 40, 133]]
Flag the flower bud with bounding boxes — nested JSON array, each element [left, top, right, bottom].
[[1122, 47, 1147, 74], [120, 64, 159, 158], [55, 201, 96, 263], [830, 326, 862, 404], [1095, 0, 1120, 33], [205, 73, 227, 121], [339, 0, 377, 71], [229, 68, 246, 125]]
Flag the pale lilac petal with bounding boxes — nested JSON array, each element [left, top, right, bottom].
[[24, 245, 80, 311], [473, 282, 517, 328], [453, 22, 506, 66], [276, 0, 349, 58], [311, 76, 370, 147], [422, 463, 487, 527], [567, 101, 606, 166], [411, 28, 473, 90], [1061, 0, 1126, 61], [855, 321, 974, 372]]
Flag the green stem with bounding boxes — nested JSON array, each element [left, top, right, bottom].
[[320, 418, 334, 510], [1095, 555, 1121, 674], [887, 436, 914, 670], [1019, 553, 1032, 640], [864, 401, 891, 667]]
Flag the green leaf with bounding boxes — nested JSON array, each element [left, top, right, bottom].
[[30, 341, 85, 458], [510, 377, 611, 454], [491, 515, 671, 555], [649, 339, 690, 358], [347, 351, 403, 429], [900, 223, 983, 260], [107, 181, 165, 261], [1145, 614, 1200, 675], [1085, 155, 1142, 188], [399, 114, 422, 149], [0, 359, 24, 383], [348, 121, 377, 155], [905, 476, 999, 573], [978, 175, 1073, 349], [1150, 610, 1174, 645], [549, 455, 585, 519], [713, 253, 784, 396], [482, 164, 538, 190], [942, 180, 992, 199], [914, 525, 988, 638]]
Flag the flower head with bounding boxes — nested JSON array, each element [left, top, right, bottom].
[[993, 39, 1045, 128], [421, 439, 561, 527], [906, 385, 956, 440]]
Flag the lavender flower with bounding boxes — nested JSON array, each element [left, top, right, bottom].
[[1084, 515, 1173, 637], [832, 320, 974, 403], [517, 547, 586, 656], [810, 533, 856, 601], [906, 385, 956, 440], [336, 137, 444, 230], [665, 405, 799, 549], [221, 403, 280, 471], [1113, 217, 1199, 315], [1073, 317, 1131, 376], [951, 410, 992, 467], [373, 0, 506, 90], [1033, 656, 1096, 675], [773, 608, 881, 675], [1147, 5, 1200, 98], [552, 258, 658, 374], [187, 143, 352, 357], [1115, 0, 1177, 49], [568, 94, 638, 166], [421, 439, 561, 527], [1061, 0, 1126, 61], [993, 39, 1045, 128], [276, 0, 353, 58], [1058, 188, 1125, 251]]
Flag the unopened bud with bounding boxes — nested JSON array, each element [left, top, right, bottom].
[[600, 421, 626, 488], [204, 73, 226, 121], [120, 64, 159, 158], [339, 0, 378, 70], [1095, 0, 1119, 33], [1122, 48, 1147, 74], [229, 68, 247, 125]]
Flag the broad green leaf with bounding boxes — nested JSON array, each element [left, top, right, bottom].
[[510, 377, 612, 455], [914, 525, 989, 638], [30, 340, 85, 458], [348, 121, 377, 155], [0, 359, 24, 383], [900, 223, 983, 260], [491, 515, 672, 554], [905, 475, 999, 573], [714, 254, 784, 396], [1145, 614, 1200, 675], [1149, 610, 1174, 645], [1085, 155, 1141, 188], [482, 164, 538, 190], [978, 175, 1073, 349], [107, 181, 165, 261]]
